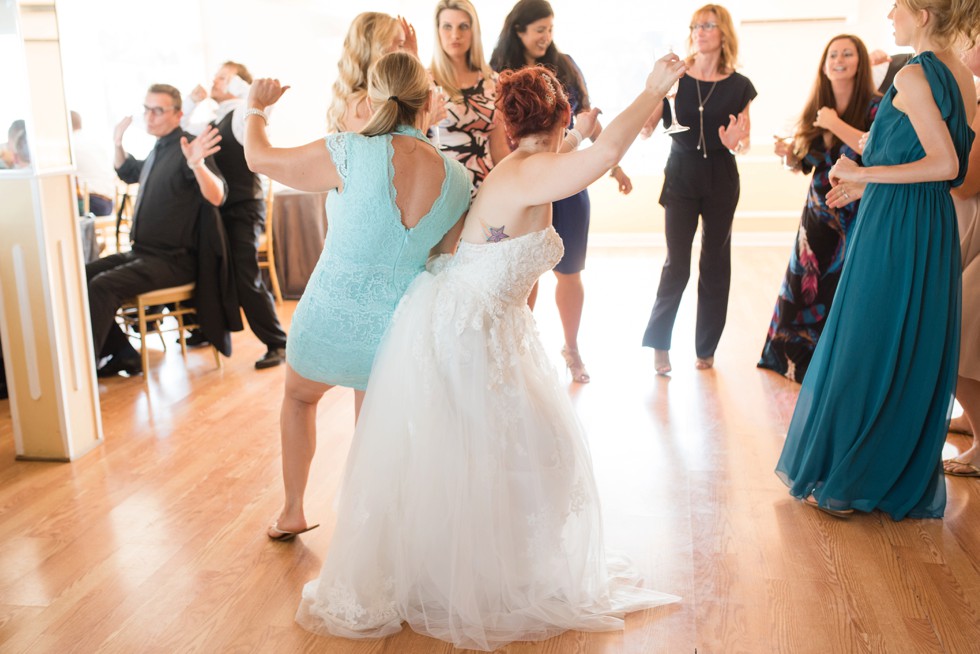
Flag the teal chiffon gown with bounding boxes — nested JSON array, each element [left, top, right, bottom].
[[775, 52, 976, 520]]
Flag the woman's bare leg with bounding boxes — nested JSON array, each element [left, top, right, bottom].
[[946, 376, 980, 475], [555, 270, 590, 382], [268, 364, 333, 537], [354, 389, 365, 422]]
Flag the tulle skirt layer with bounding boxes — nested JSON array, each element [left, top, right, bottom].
[[296, 271, 679, 650]]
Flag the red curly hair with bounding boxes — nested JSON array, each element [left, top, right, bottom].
[[497, 66, 571, 141]]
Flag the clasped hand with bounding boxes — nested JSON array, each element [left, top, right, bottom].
[[826, 155, 866, 208], [646, 53, 687, 98], [813, 106, 839, 130]]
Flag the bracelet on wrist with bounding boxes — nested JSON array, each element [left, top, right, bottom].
[[244, 107, 269, 125], [564, 128, 582, 149], [188, 159, 204, 170], [608, 165, 622, 177]]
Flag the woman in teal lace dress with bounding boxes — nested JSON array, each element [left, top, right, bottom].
[[245, 53, 471, 539], [775, 0, 979, 520]]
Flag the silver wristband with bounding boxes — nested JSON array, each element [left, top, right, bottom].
[[244, 107, 269, 125]]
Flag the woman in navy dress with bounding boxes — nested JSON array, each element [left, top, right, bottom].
[[491, 0, 632, 383], [775, 0, 978, 520]]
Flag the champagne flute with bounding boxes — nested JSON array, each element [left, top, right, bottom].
[[430, 85, 451, 149], [663, 47, 689, 135], [774, 134, 794, 170]]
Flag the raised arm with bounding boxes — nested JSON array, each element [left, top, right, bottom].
[[813, 106, 868, 153], [244, 78, 341, 193], [513, 54, 686, 207], [112, 116, 132, 170], [831, 65, 958, 185], [180, 125, 226, 206]]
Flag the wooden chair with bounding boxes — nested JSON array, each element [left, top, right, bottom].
[[117, 283, 222, 381], [258, 184, 284, 304], [79, 181, 117, 255], [113, 182, 138, 252]]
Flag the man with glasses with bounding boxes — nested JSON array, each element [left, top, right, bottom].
[[85, 83, 226, 377]]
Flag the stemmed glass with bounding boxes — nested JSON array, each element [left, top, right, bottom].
[[430, 85, 452, 149], [663, 47, 689, 135]]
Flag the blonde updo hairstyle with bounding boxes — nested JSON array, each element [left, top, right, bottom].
[[898, 0, 980, 49], [327, 12, 402, 133], [360, 52, 432, 137]]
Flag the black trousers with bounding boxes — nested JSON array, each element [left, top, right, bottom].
[[222, 202, 287, 350], [86, 250, 196, 359], [642, 150, 740, 358]]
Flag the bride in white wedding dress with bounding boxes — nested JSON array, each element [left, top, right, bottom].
[[295, 55, 688, 651]]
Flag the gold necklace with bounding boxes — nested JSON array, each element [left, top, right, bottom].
[[695, 78, 719, 159]]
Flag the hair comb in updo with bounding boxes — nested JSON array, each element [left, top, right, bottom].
[[542, 74, 557, 106]]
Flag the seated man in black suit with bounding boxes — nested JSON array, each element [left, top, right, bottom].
[[86, 83, 226, 376]]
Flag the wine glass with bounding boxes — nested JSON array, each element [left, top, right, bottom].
[[663, 47, 689, 135], [430, 85, 452, 149], [774, 134, 794, 170]]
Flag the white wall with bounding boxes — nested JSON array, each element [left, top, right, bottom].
[[50, 0, 914, 232]]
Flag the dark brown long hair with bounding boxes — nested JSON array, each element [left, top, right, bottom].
[[792, 34, 878, 158]]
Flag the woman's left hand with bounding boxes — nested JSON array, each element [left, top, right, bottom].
[[611, 166, 632, 194], [813, 106, 839, 130], [718, 111, 749, 151], [826, 180, 866, 208], [829, 154, 862, 184]]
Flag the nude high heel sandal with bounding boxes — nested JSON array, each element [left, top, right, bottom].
[[561, 346, 591, 383]]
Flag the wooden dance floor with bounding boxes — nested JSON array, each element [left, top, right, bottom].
[[1, 242, 978, 653]]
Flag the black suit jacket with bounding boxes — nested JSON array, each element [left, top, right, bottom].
[[195, 203, 243, 356]]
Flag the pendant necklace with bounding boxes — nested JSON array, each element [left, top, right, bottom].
[[695, 77, 719, 159]]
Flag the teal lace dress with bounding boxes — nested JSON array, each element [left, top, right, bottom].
[[775, 53, 976, 520], [286, 126, 471, 390]]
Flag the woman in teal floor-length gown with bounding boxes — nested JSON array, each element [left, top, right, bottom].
[[775, 0, 979, 521]]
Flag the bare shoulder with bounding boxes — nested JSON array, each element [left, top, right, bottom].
[[893, 63, 926, 92]]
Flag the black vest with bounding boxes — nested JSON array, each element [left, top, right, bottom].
[[212, 111, 263, 207]]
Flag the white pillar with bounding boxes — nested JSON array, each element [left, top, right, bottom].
[[0, 0, 102, 461]]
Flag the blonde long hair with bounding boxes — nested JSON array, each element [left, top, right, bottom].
[[327, 12, 402, 133], [430, 0, 493, 103], [361, 52, 432, 137], [688, 4, 739, 74]]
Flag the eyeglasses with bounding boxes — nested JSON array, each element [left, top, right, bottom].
[[143, 105, 175, 117], [690, 22, 719, 32]]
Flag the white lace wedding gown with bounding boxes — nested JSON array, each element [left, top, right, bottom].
[[295, 226, 679, 651]]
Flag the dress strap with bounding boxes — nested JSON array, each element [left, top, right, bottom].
[[392, 124, 426, 140]]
